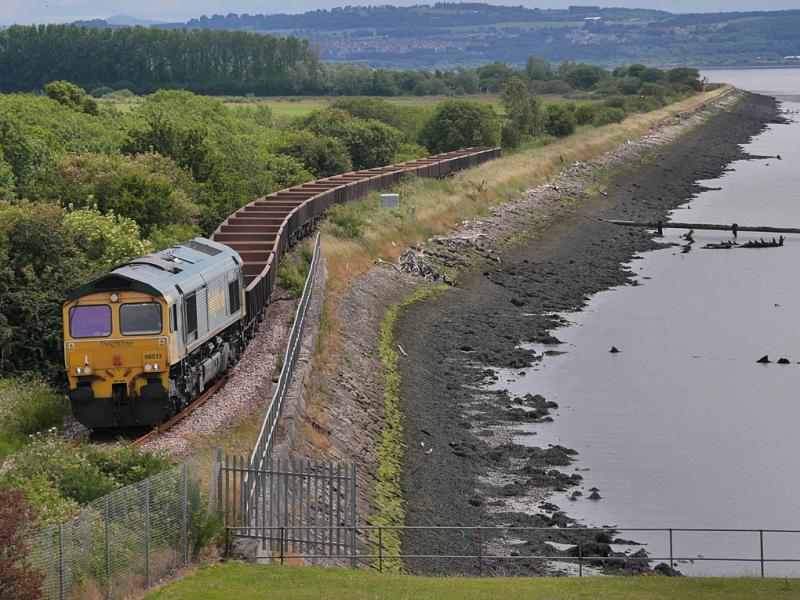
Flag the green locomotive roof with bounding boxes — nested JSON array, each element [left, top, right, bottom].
[[65, 238, 241, 302]]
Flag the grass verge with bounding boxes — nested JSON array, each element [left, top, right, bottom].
[[373, 284, 450, 571], [145, 562, 800, 600]]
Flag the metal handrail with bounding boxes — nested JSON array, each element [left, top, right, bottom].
[[226, 524, 800, 577], [245, 233, 321, 516]]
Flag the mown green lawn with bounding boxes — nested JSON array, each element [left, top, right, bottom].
[[146, 562, 800, 600]]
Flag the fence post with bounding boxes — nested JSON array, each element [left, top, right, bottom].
[[104, 495, 110, 595], [144, 479, 151, 589], [58, 524, 65, 600], [378, 527, 383, 573], [350, 464, 357, 569], [760, 530, 765, 578], [217, 449, 223, 511], [182, 463, 188, 566], [669, 528, 674, 571], [578, 530, 583, 578], [280, 527, 285, 565], [477, 527, 484, 577]]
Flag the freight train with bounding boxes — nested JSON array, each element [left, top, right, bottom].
[[62, 148, 501, 429]]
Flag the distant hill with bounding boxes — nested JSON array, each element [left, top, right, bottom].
[[75, 3, 800, 69], [106, 15, 165, 26]]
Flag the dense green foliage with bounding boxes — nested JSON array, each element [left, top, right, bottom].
[[0, 25, 323, 95], [418, 100, 501, 154], [0, 379, 69, 459], [292, 108, 403, 170], [1, 433, 174, 525]]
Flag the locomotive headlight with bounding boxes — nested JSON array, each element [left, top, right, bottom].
[[110, 293, 119, 303], [76, 367, 83, 375], [83, 366, 91, 375], [144, 363, 153, 372]]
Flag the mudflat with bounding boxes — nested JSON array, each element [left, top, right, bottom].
[[395, 92, 782, 575]]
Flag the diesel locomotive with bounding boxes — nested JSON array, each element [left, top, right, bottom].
[[64, 238, 246, 428]]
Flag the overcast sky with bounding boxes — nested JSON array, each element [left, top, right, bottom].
[[2, 0, 799, 24]]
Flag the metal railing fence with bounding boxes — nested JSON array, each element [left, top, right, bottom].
[[224, 524, 800, 577], [248, 233, 320, 483], [218, 455, 357, 568], [25, 462, 200, 600]]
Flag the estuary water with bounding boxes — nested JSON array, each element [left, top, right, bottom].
[[496, 69, 800, 575]]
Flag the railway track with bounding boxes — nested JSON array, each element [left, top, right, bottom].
[[71, 147, 500, 448], [67, 375, 229, 448], [131, 375, 229, 447]]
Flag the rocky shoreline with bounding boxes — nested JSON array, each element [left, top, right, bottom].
[[394, 91, 783, 575]]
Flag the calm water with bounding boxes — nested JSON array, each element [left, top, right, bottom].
[[495, 69, 800, 575]]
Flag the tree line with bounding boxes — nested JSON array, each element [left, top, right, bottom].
[[0, 24, 706, 98], [0, 25, 325, 95]]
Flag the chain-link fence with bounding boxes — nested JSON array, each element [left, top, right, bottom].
[[25, 462, 201, 600]]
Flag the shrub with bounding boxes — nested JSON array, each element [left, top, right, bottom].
[[617, 76, 643, 95], [1, 433, 174, 524], [191, 505, 223, 560], [541, 103, 576, 138], [593, 107, 627, 126], [294, 108, 403, 170], [44, 80, 99, 116], [276, 131, 352, 178], [327, 205, 365, 239], [603, 95, 628, 110], [277, 243, 314, 296], [0, 490, 44, 600], [0, 379, 69, 437], [418, 100, 500, 154], [574, 103, 597, 126], [501, 123, 521, 149]]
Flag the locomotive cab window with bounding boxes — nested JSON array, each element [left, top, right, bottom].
[[69, 305, 112, 338], [120, 303, 162, 336], [228, 280, 240, 315], [184, 293, 198, 343]]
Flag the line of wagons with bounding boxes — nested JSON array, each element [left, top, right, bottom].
[[62, 147, 501, 429]]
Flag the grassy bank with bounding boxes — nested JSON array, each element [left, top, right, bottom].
[[146, 562, 800, 599]]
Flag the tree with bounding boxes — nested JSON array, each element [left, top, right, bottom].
[[500, 77, 540, 136], [24, 153, 201, 238], [562, 63, 608, 90], [667, 67, 703, 91], [0, 490, 43, 600], [541, 104, 576, 138], [277, 131, 352, 178], [525, 55, 553, 81], [296, 108, 403, 169], [44, 80, 99, 116], [418, 100, 500, 154], [123, 114, 219, 184], [476, 62, 515, 93]]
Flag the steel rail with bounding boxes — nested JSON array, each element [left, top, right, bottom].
[[131, 375, 229, 448]]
